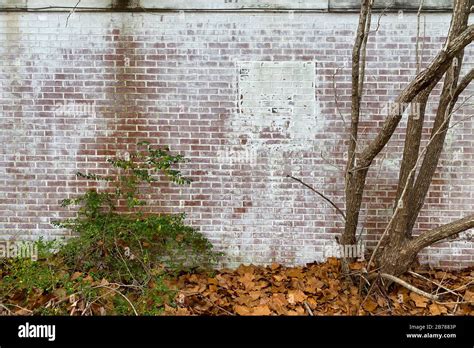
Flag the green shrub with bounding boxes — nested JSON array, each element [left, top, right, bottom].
[[0, 257, 62, 295], [0, 142, 219, 315], [53, 141, 220, 285]]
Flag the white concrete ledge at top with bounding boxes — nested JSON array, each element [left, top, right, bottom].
[[0, 0, 456, 11]]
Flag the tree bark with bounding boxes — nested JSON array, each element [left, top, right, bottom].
[[342, 0, 474, 279], [378, 214, 474, 277], [406, 68, 474, 233], [408, 214, 474, 252], [343, 0, 373, 246], [405, 0, 471, 234], [391, 0, 471, 249], [343, 23, 474, 248]]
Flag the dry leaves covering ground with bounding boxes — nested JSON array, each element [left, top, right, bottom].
[[1, 258, 472, 316], [165, 258, 474, 316]]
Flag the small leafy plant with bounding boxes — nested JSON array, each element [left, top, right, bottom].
[[0, 142, 219, 315], [53, 141, 220, 285]]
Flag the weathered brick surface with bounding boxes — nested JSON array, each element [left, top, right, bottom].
[[0, 11, 472, 268]]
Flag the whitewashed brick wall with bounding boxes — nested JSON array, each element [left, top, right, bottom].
[[0, 9, 473, 268]]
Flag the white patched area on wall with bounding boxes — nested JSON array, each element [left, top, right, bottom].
[[238, 61, 316, 117], [220, 61, 324, 265], [235, 61, 319, 151]]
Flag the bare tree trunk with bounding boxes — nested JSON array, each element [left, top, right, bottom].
[[343, 0, 373, 246], [393, 4, 432, 242], [406, 69, 473, 233], [342, 0, 474, 279], [377, 0, 472, 277], [378, 214, 474, 277], [404, 0, 471, 235]]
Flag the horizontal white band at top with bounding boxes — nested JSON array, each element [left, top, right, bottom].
[[0, 0, 455, 12]]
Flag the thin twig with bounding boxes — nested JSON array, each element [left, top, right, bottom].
[[380, 273, 440, 301], [358, 277, 378, 314], [0, 303, 13, 315], [437, 279, 474, 296], [436, 300, 473, 305], [408, 270, 459, 297], [320, 150, 345, 173], [65, 0, 81, 27], [357, 0, 374, 98], [331, 66, 348, 126], [81, 288, 116, 316], [368, 1, 393, 36], [303, 301, 314, 316], [2, 303, 33, 315], [286, 175, 346, 221], [98, 285, 138, 316], [415, 0, 425, 74]]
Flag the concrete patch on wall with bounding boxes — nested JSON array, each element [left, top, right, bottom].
[[235, 61, 319, 153], [213, 60, 326, 265]]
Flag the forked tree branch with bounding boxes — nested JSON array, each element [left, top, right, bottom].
[[408, 214, 474, 252], [359, 24, 474, 166], [407, 67, 474, 232], [395, 0, 470, 240], [453, 68, 474, 100]]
